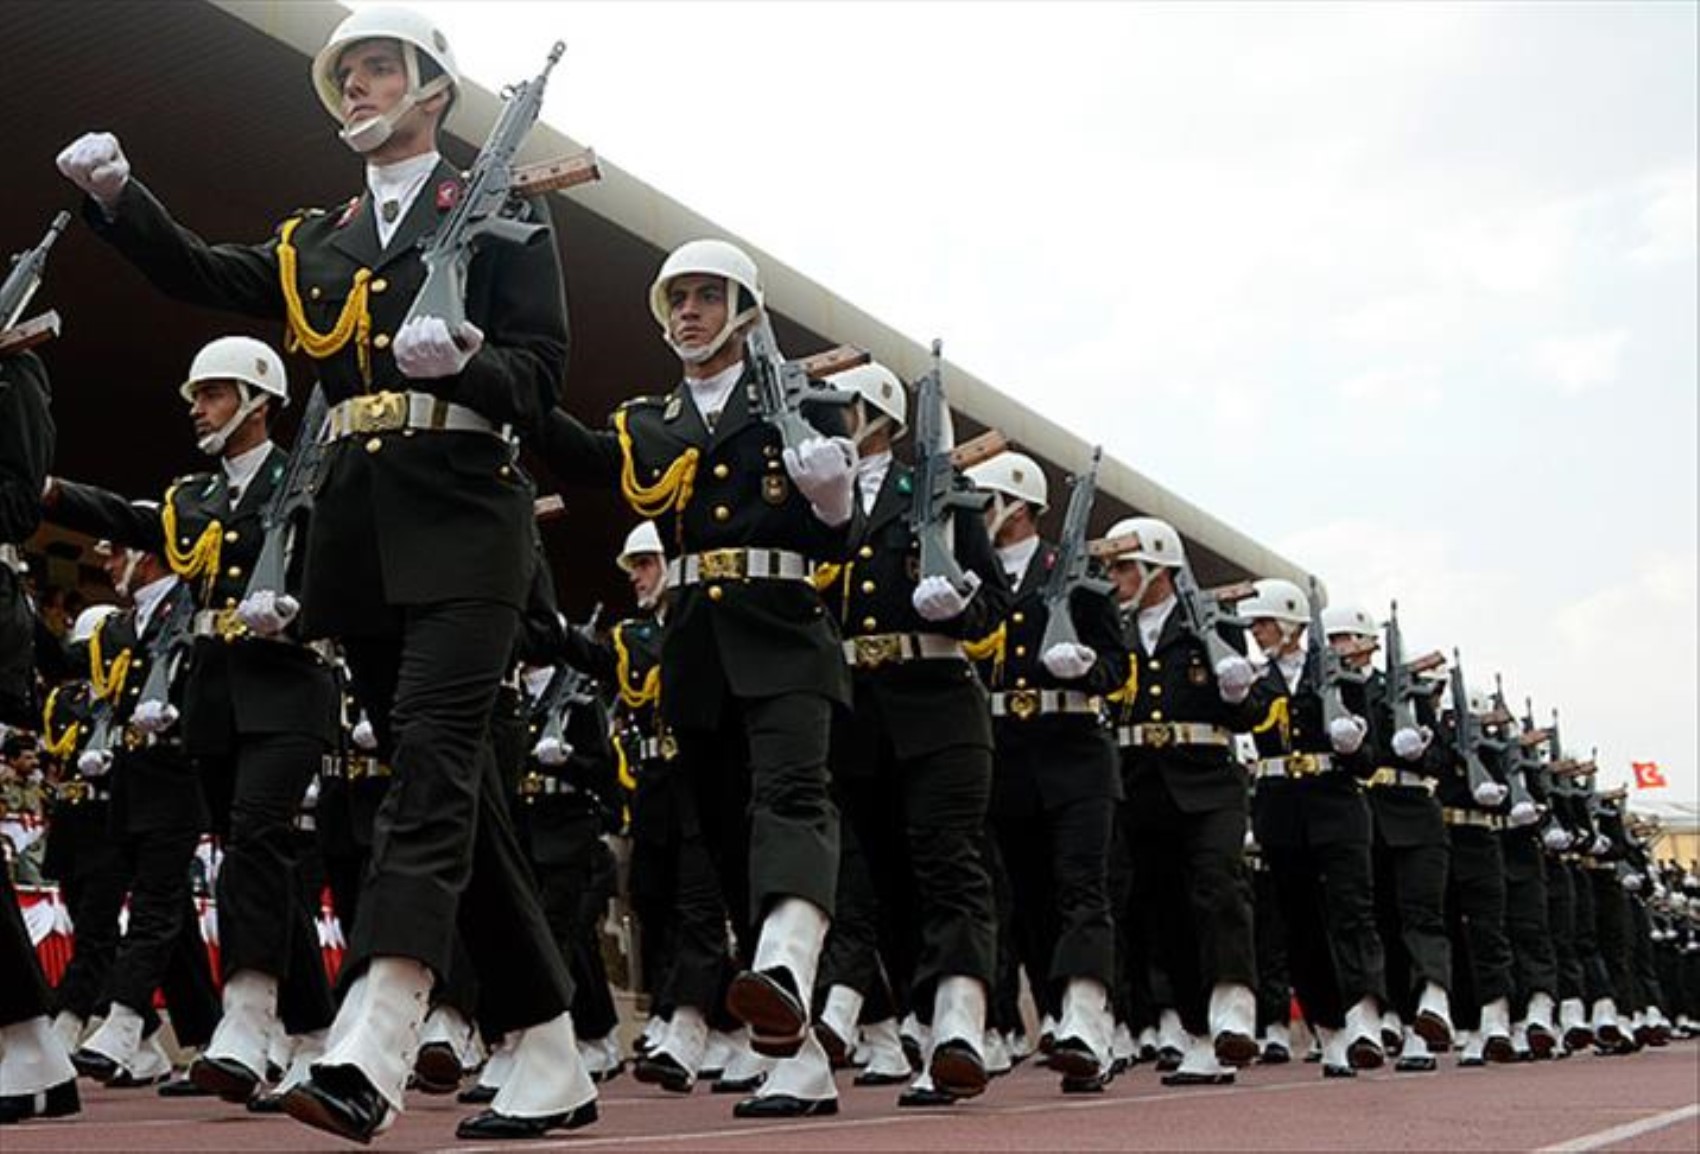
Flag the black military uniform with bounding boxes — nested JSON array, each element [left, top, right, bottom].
[[1536, 764, 1587, 1044], [1113, 595, 1272, 1045], [972, 541, 1128, 1037], [79, 170, 577, 1035], [1248, 659, 1385, 1047], [1499, 742, 1558, 1051]]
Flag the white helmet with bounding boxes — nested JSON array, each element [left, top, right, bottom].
[[1240, 578, 1311, 626], [70, 604, 120, 645], [648, 239, 763, 365], [312, 4, 459, 153], [615, 521, 665, 573], [1103, 516, 1186, 569], [1467, 687, 1493, 716], [1321, 605, 1377, 639], [828, 362, 907, 436], [181, 336, 289, 457], [965, 451, 1048, 510]]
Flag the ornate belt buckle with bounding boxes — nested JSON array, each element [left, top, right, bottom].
[[214, 606, 249, 643], [346, 756, 369, 782], [659, 733, 679, 761], [1144, 723, 1173, 749], [853, 634, 903, 670], [350, 390, 407, 434], [697, 548, 746, 582], [1288, 753, 1319, 777], [1007, 689, 1040, 721], [520, 772, 544, 797]]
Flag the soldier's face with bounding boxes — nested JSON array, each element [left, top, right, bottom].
[[188, 380, 242, 439], [1250, 617, 1284, 655], [1329, 633, 1374, 669], [335, 40, 410, 129], [666, 275, 729, 356], [628, 553, 664, 606]]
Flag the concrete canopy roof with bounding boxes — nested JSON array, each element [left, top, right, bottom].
[[7, 0, 1310, 610]]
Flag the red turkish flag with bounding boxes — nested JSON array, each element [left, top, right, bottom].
[[1631, 761, 1667, 789]]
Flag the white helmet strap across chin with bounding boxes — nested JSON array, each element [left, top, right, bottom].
[[664, 276, 758, 364], [339, 44, 451, 154], [988, 495, 1029, 540], [196, 385, 266, 457], [113, 551, 142, 599], [851, 410, 892, 450]]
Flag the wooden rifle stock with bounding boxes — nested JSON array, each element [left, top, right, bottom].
[[1209, 580, 1258, 604], [796, 345, 869, 380], [0, 311, 61, 355], [1520, 727, 1553, 749], [949, 429, 1007, 471], [1404, 650, 1447, 675], [510, 150, 603, 196], [533, 494, 566, 522]]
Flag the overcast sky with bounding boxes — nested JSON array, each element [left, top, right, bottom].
[[379, 1, 1697, 811]]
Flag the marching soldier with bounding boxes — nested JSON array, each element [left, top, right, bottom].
[[537, 237, 861, 1078], [1498, 697, 1560, 1058], [58, 5, 598, 1140], [963, 450, 1129, 1092], [1102, 518, 1271, 1087], [42, 337, 340, 1102]]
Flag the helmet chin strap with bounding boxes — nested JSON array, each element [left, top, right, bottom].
[[988, 494, 1026, 541], [666, 277, 758, 365], [113, 551, 142, 599], [339, 46, 451, 154], [196, 387, 266, 457], [851, 411, 891, 450]]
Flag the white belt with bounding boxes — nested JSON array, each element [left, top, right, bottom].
[[1366, 767, 1437, 794], [0, 543, 21, 573], [1443, 807, 1505, 831], [1115, 722, 1231, 750], [842, 632, 964, 669], [323, 391, 508, 442], [990, 688, 1099, 720], [637, 736, 668, 761], [668, 548, 815, 586], [1253, 752, 1336, 779], [293, 813, 318, 833]]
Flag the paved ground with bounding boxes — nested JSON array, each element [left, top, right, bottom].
[[5, 1040, 1696, 1153]]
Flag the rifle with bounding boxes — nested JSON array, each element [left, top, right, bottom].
[[743, 312, 863, 453], [534, 604, 604, 758], [1038, 446, 1111, 654], [1493, 673, 1542, 826], [243, 385, 331, 612], [0, 212, 70, 353], [1450, 650, 1505, 806], [405, 42, 584, 336], [133, 583, 201, 716], [1382, 601, 1425, 732], [1304, 576, 1364, 731], [1172, 564, 1248, 669], [906, 340, 989, 597]]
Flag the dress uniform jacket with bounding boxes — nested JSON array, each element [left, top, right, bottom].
[[51, 452, 338, 750], [82, 171, 566, 637], [538, 374, 856, 729], [0, 351, 52, 727], [1249, 663, 1374, 850], [1362, 676, 1447, 850]]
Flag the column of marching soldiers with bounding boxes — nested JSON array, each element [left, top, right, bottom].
[[0, 3, 1696, 1141]]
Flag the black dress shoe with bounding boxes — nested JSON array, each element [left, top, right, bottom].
[[247, 1089, 287, 1114], [1214, 1031, 1260, 1069], [1347, 1037, 1385, 1070], [1155, 1046, 1184, 1072], [1482, 1035, 1515, 1064], [733, 1093, 838, 1119], [159, 1075, 217, 1098], [898, 1086, 960, 1108], [188, 1054, 261, 1103], [815, 1021, 853, 1068], [1394, 1053, 1437, 1073], [457, 1082, 498, 1104], [70, 1047, 120, 1083], [1457, 1055, 1486, 1068], [1047, 1037, 1102, 1080], [414, 1042, 463, 1094], [455, 1100, 598, 1139], [1162, 1069, 1236, 1087], [109, 1066, 171, 1089], [281, 1065, 392, 1145], [1322, 1063, 1357, 1079], [852, 1069, 909, 1087], [634, 1050, 694, 1093], [712, 1072, 766, 1094], [1413, 1012, 1452, 1051], [1527, 1025, 1557, 1059], [0, 1078, 80, 1125], [900, 1033, 923, 1072], [726, 968, 807, 1057], [1260, 1043, 1291, 1065], [929, 1038, 987, 1100], [1061, 1071, 1110, 1094]]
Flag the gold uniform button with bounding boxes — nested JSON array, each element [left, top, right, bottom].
[[1147, 659, 1161, 671], [224, 530, 240, 544], [860, 580, 876, 594], [1151, 709, 1164, 721], [1012, 611, 1025, 624], [713, 505, 731, 522], [1014, 645, 1027, 657], [713, 463, 730, 480], [708, 585, 724, 602], [366, 437, 383, 454], [373, 333, 391, 350], [862, 617, 878, 631], [180, 536, 192, 547], [371, 277, 388, 294], [499, 466, 512, 478], [309, 286, 323, 300], [858, 545, 874, 559], [1015, 677, 1029, 689]]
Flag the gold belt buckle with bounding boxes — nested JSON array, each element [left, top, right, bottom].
[[520, 772, 544, 797], [1367, 767, 1395, 789], [697, 548, 747, 581], [1007, 689, 1040, 721], [853, 634, 904, 670], [350, 391, 407, 435], [61, 782, 88, 803], [1287, 753, 1320, 777], [213, 606, 249, 643], [1143, 723, 1174, 749], [346, 756, 370, 782]]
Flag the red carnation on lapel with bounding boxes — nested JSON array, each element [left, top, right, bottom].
[[436, 180, 462, 211], [335, 196, 359, 228]]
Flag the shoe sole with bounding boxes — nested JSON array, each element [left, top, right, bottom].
[[1162, 1072, 1236, 1087], [189, 1058, 258, 1104], [280, 1086, 379, 1146], [413, 1045, 463, 1092], [930, 1047, 988, 1100], [632, 1063, 693, 1094], [1394, 1058, 1437, 1073], [732, 1097, 838, 1119], [1047, 1046, 1102, 1080], [1413, 1013, 1453, 1052], [726, 974, 806, 1055], [1347, 1039, 1385, 1071], [1527, 1026, 1557, 1058], [1214, 1032, 1260, 1068], [1482, 1036, 1515, 1064]]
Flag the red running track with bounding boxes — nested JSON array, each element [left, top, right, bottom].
[[4, 1041, 1695, 1153]]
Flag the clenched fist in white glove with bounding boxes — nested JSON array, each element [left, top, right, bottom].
[[132, 700, 179, 735], [1590, 834, 1611, 857], [1214, 655, 1255, 704], [1622, 871, 1644, 893], [1041, 642, 1096, 681], [1508, 801, 1541, 828], [57, 132, 130, 209], [782, 436, 857, 527], [77, 749, 113, 778], [1328, 714, 1368, 755], [1472, 779, 1509, 808], [393, 316, 483, 379], [351, 715, 379, 751], [237, 590, 298, 637], [912, 572, 980, 622], [1542, 825, 1573, 852], [533, 735, 573, 766], [1392, 725, 1432, 761]]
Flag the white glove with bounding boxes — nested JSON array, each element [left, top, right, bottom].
[[77, 749, 113, 778], [1328, 714, 1368, 755], [1590, 834, 1611, 856], [56, 131, 130, 208], [1542, 825, 1573, 852], [782, 436, 857, 527], [351, 716, 379, 751], [1214, 655, 1255, 704], [1392, 725, 1432, 761], [393, 316, 484, 379], [533, 735, 573, 767], [1623, 872, 1644, 893], [1508, 801, 1541, 828], [132, 700, 179, 735], [237, 590, 298, 637], [912, 572, 980, 622], [1472, 780, 1509, 807], [1041, 642, 1096, 681]]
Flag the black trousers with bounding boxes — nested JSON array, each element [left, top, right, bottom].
[[1125, 769, 1255, 1036], [1264, 834, 1385, 1029], [676, 691, 839, 935], [200, 731, 334, 1034], [343, 600, 572, 1037], [156, 896, 220, 1049], [1629, 900, 1665, 1014], [520, 803, 620, 1042], [1588, 867, 1633, 1013], [1108, 805, 1157, 1034], [1545, 856, 1582, 1002], [631, 771, 734, 1022], [107, 827, 200, 1025], [51, 811, 128, 1021], [1501, 830, 1557, 1016], [983, 830, 1029, 1033], [1571, 862, 1614, 1005], [1252, 861, 1290, 1031], [1445, 827, 1512, 1025], [1372, 835, 1451, 1017], [0, 870, 51, 1025], [991, 794, 1116, 1003]]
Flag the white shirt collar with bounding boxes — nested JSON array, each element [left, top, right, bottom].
[[997, 535, 1042, 585], [132, 574, 179, 638], [222, 439, 274, 502], [1276, 648, 1307, 693], [1137, 593, 1177, 653], [856, 450, 892, 513], [684, 360, 744, 421], [522, 666, 555, 702], [366, 150, 440, 248]]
